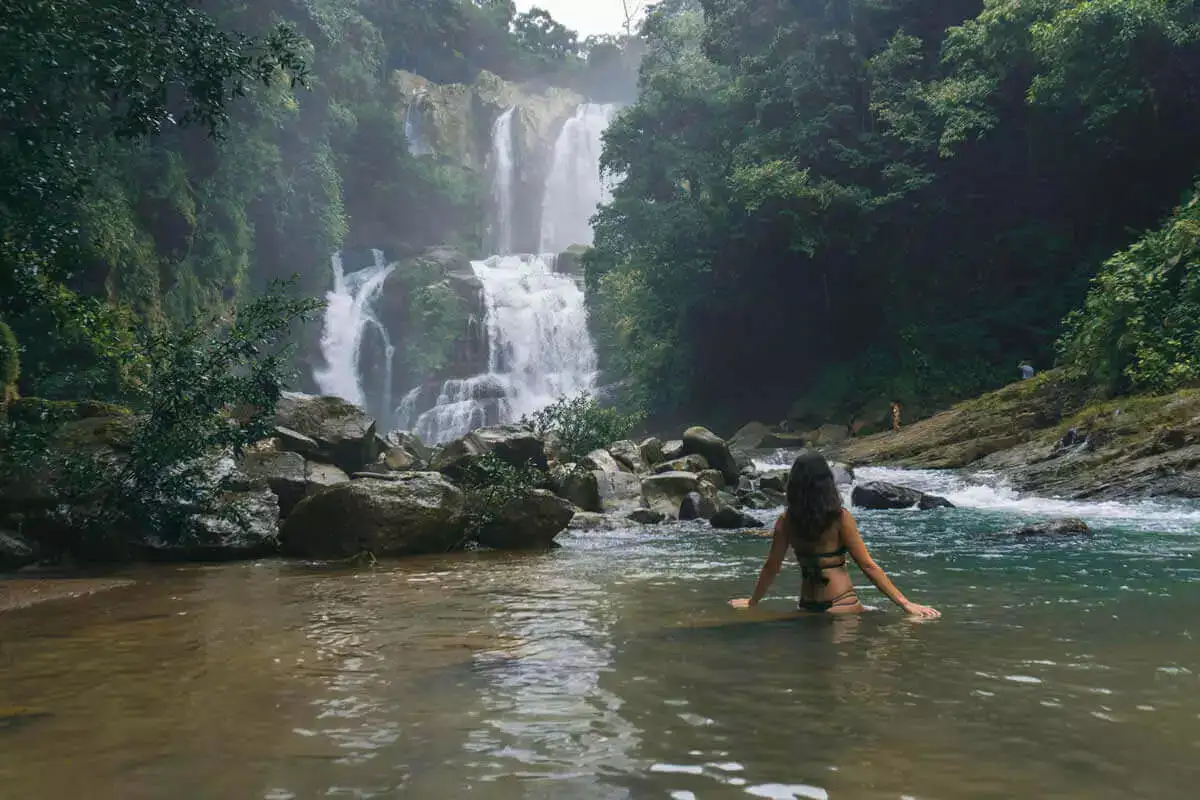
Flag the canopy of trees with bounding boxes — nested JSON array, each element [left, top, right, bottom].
[[588, 0, 1200, 427]]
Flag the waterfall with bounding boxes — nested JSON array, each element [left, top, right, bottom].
[[539, 103, 619, 254], [489, 107, 517, 254], [403, 99, 432, 157], [313, 250, 395, 416], [397, 255, 598, 443]]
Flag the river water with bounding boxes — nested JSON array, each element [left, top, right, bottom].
[[2, 469, 1198, 798]]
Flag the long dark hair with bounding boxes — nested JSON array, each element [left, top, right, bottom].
[[785, 451, 843, 544]]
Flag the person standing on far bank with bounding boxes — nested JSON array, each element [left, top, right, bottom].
[[1019, 361, 1035, 380], [891, 401, 901, 431]]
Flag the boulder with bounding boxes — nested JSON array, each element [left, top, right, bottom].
[[698, 469, 726, 490], [375, 431, 431, 472], [477, 490, 574, 550], [729, 421, 774, 454], [306, 462, 350, 495], [568, 512, 624, 532], [918, 494, 955, 511], [661, 440, 686, 461], [146, 488, 281, 561], [0, 531, 36, 571], [583, 448, 626, 474], [385, 430, 433, 463], [609, 440, 650, 474], [808, 423, 850, 448], [682, 426, 739, 484], [274, 394, 379, 473], [710, 508, 765, 530], [274, 426, 320, 457], [549, 463, 601, 512], [678, 492, 704, 521], [759, 469, 790, 493], [761, 432, 808, 449], [639, 437, 664, 466], [432, 424, 547, 478], [281, 472, 466, 559], [627, 508, 668, 525], [737, 476, 755, 493], [738, 490, 775, 511], [239, 450, 307, 518], [595, 471, 644, 514], [1002, 518, 1092, 537], [643, 472, 720, 520], [654, 454, 710, 474], [851, 481, 925, 510]]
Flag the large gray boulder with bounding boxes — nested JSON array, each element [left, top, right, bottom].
[[281, 472, 466, 558], [639, 438, 664, 467], [432, 424, 547, 479], [642, 472, 714, 519], [550, 463, 601, 512], [729, 421, 774, 454], [851, 481, 925, 510], [0, 531, 36, 571], [374, 431, 431, 472], [682, 426, 739, 484], [274, 394, 379, 474], [609, 440, 650, 474], [710, 508, 765, 530], [660, 440, 686, 461], [1001, 518, 1092, 537], [477, 490, 574, 550], [239, 449, 307, 518], [759, 469, 790, 493], [306, 462, 350, 495], [583, 448, 625, 474], [595, 471, 644, 514]]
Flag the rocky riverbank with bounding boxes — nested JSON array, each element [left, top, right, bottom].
[[2, 393, 838, 573], [835, 371, 1200, 500]]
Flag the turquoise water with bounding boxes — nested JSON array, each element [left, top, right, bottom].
[[1, 470, 1198, 798]]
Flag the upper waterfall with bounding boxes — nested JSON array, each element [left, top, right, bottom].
[[539, 103, 619, 254], [488, 107, 517, 254]]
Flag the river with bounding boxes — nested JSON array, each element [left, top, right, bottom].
[[1, 468, 1198, 798]]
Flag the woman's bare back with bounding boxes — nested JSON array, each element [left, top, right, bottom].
[[784, 511, 864, 613]]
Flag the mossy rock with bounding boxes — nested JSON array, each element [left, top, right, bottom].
[[7, 398, 132, 427]]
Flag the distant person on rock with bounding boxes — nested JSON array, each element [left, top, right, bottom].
[[891, 401, 901, 431], [1019, 361, 1035, 380], [728, 453, 941, 618]]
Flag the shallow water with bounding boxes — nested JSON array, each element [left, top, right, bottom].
[[1, 471, 1198, 798]]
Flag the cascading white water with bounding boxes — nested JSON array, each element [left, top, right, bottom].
[[403, 99, 432, 157], [539, 103, 619, 254], [489, 107, 517, 254], [396, 254, 598, 443], [313, 250, 395, 413]]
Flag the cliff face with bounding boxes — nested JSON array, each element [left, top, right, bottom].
[[390, 70, 586, 254]]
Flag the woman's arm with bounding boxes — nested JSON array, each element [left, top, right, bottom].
[[729, 516, 791, 609], [841, 510, 940, 618]]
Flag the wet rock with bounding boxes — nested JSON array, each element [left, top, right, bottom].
[[281, 472, 466, 559], [729, 421, 774, 454], [583, 448, 626, 474], [678, 492, 704, 521], [851, 481, 925, 510], [150, 488, 281, 561], [595, 471, 644, 514], [660, 440, 686, 461], [627, 508, 668, 525], [274, 425, 320, 457], [274, 394, 379, 474], [1002, 518, 1092, 537], [477, 490, 574, 550], [808, 424, 850, 448], [639, 437, 664, 467], [239, 450, 307, 518], [550, 463, 601, 512], [918, 494, 955, 510], [761, 432, 808, 449], [739, 490, 775, 511], [432, 424, 547, 479], [761, 488, 787, 507], [306, 462, 350, 495], [682, 426, 740, 484], [568, 512, 624, 532], [698, 469, 726, 490], [759, 469, 789, 493], [710, 508, 765, 530], [737, 476, 755, 493], [643, 472, 702, 519], [0, 531, 36, 571], [654, 454, 709, 474], [609, 440, 650, 474], [375, 431, 430, 472]]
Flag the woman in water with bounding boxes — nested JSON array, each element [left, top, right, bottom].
[[729, 452, 941, 618]]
